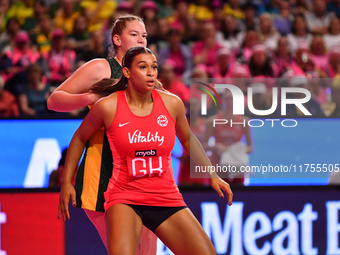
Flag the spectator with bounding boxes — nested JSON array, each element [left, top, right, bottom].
[[191, 64, 209, 79], [248, 44, 279, 78], [294, 0, 311, 15], [304, 0, 332, 35], [285, 75, 324, 117], [43, 29, 76, 87], [157, 18, 170, 50], [192, 21, 222, 69], [275, 36, 294, 76], [49, 148, 74, 187], [234, 29, 259, 64], [18, 64, 51, 116], [183, 14, 200, 44], [287, 14, 313, 53], [21, 0, 48, 33], [211, 48, 233, 78], [323, 17, 340, 51], [82, 28, 108, 62], [114, 1, 134, 15], [157, 0, 174, 19], [158, 59, 190, 104], [54, 0, 80, 35], [273, 0, 294, 36], [223, 0, 245, 20], [139, 1, 158, 44], [310, 35, 328, 71], [1, 31, 41, 96], [190, 64, 211, 109], [188, 0, 214, 21], [257, 0, 281, 16], [169, 1, 200, 44], [158, 25, 192, 81], [0, 17, 21, 52], [7, 0, 34, 26], [215, 15, 241, 51], [329, 76, 340, 117], [0, 75, 19, 117], [326, 46, 340, 78], [80, 0, 117, 31], [211, 0, 224, 32], [0, 0, 10, 32], [291, 41, 318, 76], [168, 0, 188, 34], [239, 2, 258, 31], [30, 14, 53, 55], [257, 12, 280, 52], [229, 65, 250, 103], [103, 1, 134, 54], [326, 0, 340, 18], [309, 72, 328, 104], [66, 15, 90, 61], [139, 1, 160, 51], [230, 65, 250, 79]]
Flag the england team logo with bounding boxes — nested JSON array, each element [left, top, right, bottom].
[[157, 115, 168, 127]]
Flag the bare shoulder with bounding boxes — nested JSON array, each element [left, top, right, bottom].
[[78, 58, 111, 79], [157, 89, 186, 121], [157, 89, 184, 109], [91, 92, 118, 129], [93, 92, 118, 113]]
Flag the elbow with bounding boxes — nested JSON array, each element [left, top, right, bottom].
[[47, 94, 62, 111], [46, 96, 55, 111]]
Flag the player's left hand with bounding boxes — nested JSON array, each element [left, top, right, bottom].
[[210, 177, 233, 206]]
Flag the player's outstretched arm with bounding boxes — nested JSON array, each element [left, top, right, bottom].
[[173, 96, 233, 206], [47, 59, 111, 112], [58, 96, 115, 220]]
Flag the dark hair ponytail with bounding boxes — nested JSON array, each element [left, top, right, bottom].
[[90, 47, 166, 97]]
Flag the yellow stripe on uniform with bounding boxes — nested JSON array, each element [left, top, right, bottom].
[[81, 127, 105, 211]]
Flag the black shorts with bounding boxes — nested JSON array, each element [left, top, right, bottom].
[[124, 204, 187, 232]]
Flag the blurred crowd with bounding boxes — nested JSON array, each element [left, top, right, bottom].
[[1, 0, 340, 118]]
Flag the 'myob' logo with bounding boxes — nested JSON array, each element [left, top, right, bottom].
[[198, 83, 312, 116], [135, 149, 157, 157]]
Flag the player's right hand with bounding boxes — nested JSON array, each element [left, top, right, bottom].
[[58, 183, 76, 221]]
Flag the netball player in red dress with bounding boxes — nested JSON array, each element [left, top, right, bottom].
[[59, 47, 233, 255], [51, 15, 157, 254]]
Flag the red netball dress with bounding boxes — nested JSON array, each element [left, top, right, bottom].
[[104, 89, 186, 211]]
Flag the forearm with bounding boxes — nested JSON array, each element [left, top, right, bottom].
[[311, 26, 327, 35], [189, 133, 220, 179], [73, 40, 90, 50], [62, 132, 87, 185], [47, 90, 94, 112], [21, 106, 35, 116]]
